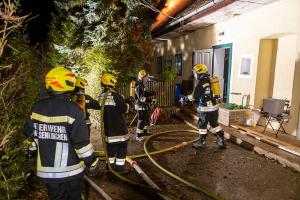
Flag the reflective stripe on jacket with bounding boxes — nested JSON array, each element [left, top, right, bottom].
[[24, 94, 94, 182]]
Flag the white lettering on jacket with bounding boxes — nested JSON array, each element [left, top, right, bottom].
[[35, 123, 67, 141]]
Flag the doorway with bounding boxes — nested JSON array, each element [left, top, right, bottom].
[[212, 43, 232, 103]]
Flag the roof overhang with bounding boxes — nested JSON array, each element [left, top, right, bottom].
[[152, 0, 279, 39]]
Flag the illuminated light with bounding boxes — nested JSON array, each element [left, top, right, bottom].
[[167, 0, 175, 8], [151, 0, 194, 31]]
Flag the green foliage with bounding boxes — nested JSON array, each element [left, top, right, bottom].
[[48, 0, 156, 84], [160, 66, 178, 81], [0, 31, 42, 199]]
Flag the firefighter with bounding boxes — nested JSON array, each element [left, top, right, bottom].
[[134, 70, 155, 142], [180, 64, 226, 149], [71, 77, 101, 135], [99, 74, 130, 174], [24, 67, 100, 200]]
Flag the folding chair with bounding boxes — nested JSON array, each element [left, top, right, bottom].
[[261, 98, 290, 137]]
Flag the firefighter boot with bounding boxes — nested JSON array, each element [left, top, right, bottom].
[[135, 133, 145, 142], [216, 133, 226, 149], [192, 137, 206, 149], [115, 164, 131, 175]]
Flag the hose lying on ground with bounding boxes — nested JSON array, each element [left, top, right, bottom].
[[92, 90, 223, 200], [144, 130, 225, 200], [84, 175, 112, 200]]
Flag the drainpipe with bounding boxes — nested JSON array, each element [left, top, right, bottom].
[[297, 105, 300, 140]]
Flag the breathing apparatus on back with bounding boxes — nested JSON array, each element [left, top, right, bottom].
[[71, 77, 88, 117]]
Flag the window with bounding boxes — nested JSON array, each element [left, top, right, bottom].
[[175, 53, 183, 76], [156, 56, 162, 74], [165, 59, 172, 69], [239, 54, 253, 78]]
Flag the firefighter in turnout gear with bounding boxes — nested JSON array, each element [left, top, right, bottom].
[[180, 64, 226, 149], [71, 77, 101, 135], [99, 74, 130, 174], [24, 67, 100, 200], [134, 70, 155, 142]]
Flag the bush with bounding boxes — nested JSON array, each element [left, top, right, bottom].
[[160, 66, 177, 81], [1, 20, 42, 200]]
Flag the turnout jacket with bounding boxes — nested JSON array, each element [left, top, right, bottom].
[[24, 94, 94, 182], [99, 88, 129, 143], [187, 73, 218, 112], [72, 94, 101, 124], [134, 80, 155, 110]]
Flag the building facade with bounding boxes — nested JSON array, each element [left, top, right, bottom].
[[152, 0, 300, 136]]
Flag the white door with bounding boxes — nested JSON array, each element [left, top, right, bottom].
[[213, 48, 225, 98], [193, 49, 213, 74]]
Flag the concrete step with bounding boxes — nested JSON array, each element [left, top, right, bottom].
[[175, 108, 300, 173]]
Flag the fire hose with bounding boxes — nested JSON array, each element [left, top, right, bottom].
[[97, 90, 176, 200], [90, 90, 224, 200]]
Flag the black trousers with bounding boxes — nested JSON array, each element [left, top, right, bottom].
[[44, 177, 83, 200], [107, 141, 128, 166], [136, 110, 149, 135], [198, 109, 224, 138]]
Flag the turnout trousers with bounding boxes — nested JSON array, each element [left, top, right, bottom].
[[107, 141, 128, 170], [136, 110, 150, 137], [43, 177, 84, 200], [198, 109, 224, 139]]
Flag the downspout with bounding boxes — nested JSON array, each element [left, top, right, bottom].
[[297, 105, 300, 140], [152, 0, 236, 38]]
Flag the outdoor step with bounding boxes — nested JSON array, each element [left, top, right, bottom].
[[174, 110, 300, 172]]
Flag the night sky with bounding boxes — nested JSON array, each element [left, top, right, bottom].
[[20, 0, 55, 44]]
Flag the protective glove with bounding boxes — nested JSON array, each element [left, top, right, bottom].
[[26, 141, 37, 159], [86, 158, 100, 177], [179, 96, 188, 106]]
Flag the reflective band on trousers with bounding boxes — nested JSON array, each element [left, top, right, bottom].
[[136, 128, 143, 134], [199, 129, 207, 135], [116, 158, 126, 166], [37, 165, 85, 179], [109, 157, 115, 164], [106, 134, 130, 143], [75, 143, 94, 158], [31, 112, 75, 124], [188, 94, 195, 101], [211, 126, 222, 133], [135, 105, 147, 110], [198, 104, 219, 112]]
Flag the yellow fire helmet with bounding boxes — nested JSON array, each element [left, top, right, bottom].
[[45, 66, 76, 92], [75, 77, 88, 89], [138, 70, 147, 79], [101, 74, 117, 87], [193, 64, 207, 74]]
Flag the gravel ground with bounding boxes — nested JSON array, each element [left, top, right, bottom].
[[88, 118, 300, 200]]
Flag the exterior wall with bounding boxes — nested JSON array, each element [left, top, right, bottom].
[[254, 39, 277, 108], [153, 0, 300, 135]]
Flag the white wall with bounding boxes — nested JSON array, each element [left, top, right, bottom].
[[153, 0, 300, 135], [272, 35, 297, 100]]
